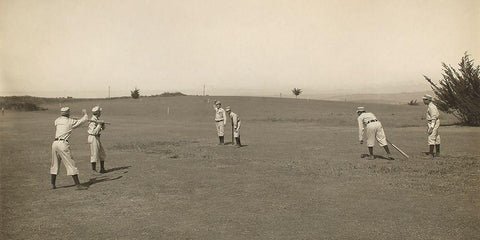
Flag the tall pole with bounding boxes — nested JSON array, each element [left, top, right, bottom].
[[108, 86, 111, 98], [203, 84, 205, 96]]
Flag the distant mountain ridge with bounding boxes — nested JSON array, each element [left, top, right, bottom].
[[310, 91, 433, 105]]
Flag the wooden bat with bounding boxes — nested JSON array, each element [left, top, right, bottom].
[[387, 140, 409, 159], [88, 120, 111, 125], [231, 120, 234, 145]]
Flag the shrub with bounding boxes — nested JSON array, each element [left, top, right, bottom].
[[424, 53, 480, 126], [291, 88, 302, 98], [131, 88, 140, 99]]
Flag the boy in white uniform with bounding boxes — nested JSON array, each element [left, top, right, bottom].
[[357, 107, 393, 160], [422, 94, 441, 157], [88, 105, 107, 173], [226, 106, 242, 147], [213, 100, 227, 145], [50, 107, 89, 190]]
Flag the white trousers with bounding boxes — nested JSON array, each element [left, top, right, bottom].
[[233, 122, 241, 137], [88, 135, 106, 163], [365, 121, 387, 147], [215, 121, 225, 136], [427, 119, 441, 145], [50, 141, 79, 176]]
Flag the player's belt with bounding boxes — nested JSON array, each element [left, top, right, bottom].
[[366, 119, 378, 124], [54, 138, 68, 142], [89, 134, 100, 137], [215, 119, 224, 122]]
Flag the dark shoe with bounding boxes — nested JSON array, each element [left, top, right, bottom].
[[235, 137, 242, 147], [51, 174, 57, 189], [387, 154, 395, 160], [99, 169, 107, 174], [368, 155, 375, 160]]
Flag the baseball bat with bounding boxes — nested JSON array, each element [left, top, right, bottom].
[[88, 120, 111, 125], [387, 140, 409, 158], [231, 120, 234, 145]]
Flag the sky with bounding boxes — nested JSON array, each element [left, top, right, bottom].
[[0, 0, 479, 98]]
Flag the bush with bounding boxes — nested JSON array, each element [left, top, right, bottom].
[[150, 92, 187, 97], [291, 88, 302, 98], [424, 53, 480, 126], [131, 88, 140, 99], [2, 102, 44, 111]]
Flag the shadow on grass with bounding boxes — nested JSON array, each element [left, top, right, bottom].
[[55, 166, 130, 189], [83, 175, 123, 188], [360, 153, 395, 161], [105, 165, 131, 173], [55, 176, 123, 189]]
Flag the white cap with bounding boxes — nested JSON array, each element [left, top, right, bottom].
[[60, 107, 70, 116], [422, 94, 433, 101], [356, 106, 365, 113], [225, 106, 231, 112], [215, 100, 221, 105], [92, 105, 102, 113]]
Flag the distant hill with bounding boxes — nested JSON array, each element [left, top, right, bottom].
[[0, 92, 187, 111], [312, 91, 433, 105]]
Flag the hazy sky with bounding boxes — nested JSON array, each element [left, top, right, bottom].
[[1, 0, 479, 98]]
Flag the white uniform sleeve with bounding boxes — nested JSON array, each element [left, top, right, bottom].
[[91, 123, 102, 135], [222, 110, 227, 125], [358, 116, 364, 141], [72, 114, 88, 129], [232, 114, 238, 129], [428, 103, 440, 120]]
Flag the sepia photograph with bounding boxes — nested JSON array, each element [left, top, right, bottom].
[[1, 0, 479, 239]]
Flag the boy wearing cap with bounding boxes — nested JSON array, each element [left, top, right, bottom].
[[213, 100, 227, 145], [88, 106, 107, 173], [50, 107, 89, 190], [357, 107, 393, 160], [225, 106, 242, 147], [422, 94, 441, 157]]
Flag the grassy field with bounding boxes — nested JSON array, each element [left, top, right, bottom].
[[1, 96, 479, 239]]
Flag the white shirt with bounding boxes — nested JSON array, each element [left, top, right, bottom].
[[87, 115, 103, 136], [357, 112, 378, 141], [426, 102, 440, 121], [229, 112, 241, 129], [54, 114, 88, 140], [214, 106, 226, 124]]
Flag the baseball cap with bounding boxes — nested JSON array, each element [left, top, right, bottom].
[[92, 105, 102, 113], [422, 94, 433, 101]]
